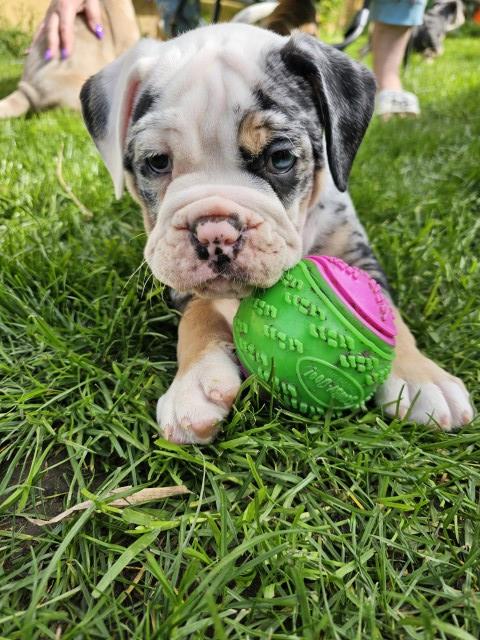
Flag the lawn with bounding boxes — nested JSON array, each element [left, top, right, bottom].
[[0, 25, 479, 640]]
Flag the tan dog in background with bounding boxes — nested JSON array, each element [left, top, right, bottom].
[[263, 0, 317, 36], [0, 0, 139, 118], [233, 0, 317, 36]]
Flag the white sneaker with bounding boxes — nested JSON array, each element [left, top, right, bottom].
[[375, 89, 421, 119]]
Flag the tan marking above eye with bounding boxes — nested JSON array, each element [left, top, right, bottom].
[[238, 112, 273, 157]]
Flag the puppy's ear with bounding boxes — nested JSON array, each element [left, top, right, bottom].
[[280, 34, 376, 192], [441, 1, 464, 28], [80, 39, 161, 199]]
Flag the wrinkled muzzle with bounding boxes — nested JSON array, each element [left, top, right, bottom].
[[144, 180, 303, 298]]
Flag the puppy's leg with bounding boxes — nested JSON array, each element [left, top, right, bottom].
[[157, 298, 241, 445], [311, 199, 474, 430], [376, 309, 473, 430]]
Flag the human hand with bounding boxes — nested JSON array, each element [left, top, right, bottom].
[[33, 0, 104, 61]]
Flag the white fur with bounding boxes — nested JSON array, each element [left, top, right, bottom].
[[92, 39, 162, 198], [376, 367, 473, 431], [156, 346, 242, 444], [94, 24, 284, 198]]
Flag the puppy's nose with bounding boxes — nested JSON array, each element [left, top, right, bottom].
[[194, 218, 241, 248], [191, 216, 244, 268]]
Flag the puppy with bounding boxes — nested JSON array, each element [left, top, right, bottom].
[[80, 24, 473, 444], [0, 0, 139, 119], [411, 0, 465, 60]]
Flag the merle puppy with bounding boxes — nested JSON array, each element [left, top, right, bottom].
[[411, 0, 465, 60], [80, 24, 473, 444]]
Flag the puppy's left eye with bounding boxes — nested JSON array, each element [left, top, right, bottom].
[[266, 148, 297, 174], [145, 154, 172, 175]]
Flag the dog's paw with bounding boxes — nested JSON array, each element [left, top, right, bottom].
[[156, 346, 241, 445], [376, 353, 474, 431]]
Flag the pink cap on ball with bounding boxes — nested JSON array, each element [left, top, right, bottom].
[[307, 255, 396, 346]]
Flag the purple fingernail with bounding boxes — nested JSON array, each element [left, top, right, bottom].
[[44, 48, 52, 61], [95, 23, 104, 39], [61, 48, 68, 60]]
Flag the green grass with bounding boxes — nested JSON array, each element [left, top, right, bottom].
[[1, 28, 480, 640]]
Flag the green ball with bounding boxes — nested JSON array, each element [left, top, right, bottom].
[[233, 257, 396, 417]]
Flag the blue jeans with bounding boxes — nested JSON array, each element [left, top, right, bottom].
[[370, 0, 427, 27]]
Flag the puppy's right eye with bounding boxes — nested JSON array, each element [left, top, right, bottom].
[[145, 154, 172, 175], [267, 148, 296, 174]]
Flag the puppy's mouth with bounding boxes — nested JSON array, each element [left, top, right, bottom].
[[145, 196, 301, 298], [195, 275, 253, 299]]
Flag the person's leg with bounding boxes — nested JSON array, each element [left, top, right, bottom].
[[369, 0, 426, 117], [371, 21, 412, 92]]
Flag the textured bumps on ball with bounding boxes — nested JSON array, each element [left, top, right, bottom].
[[233, 257, 396, 416]]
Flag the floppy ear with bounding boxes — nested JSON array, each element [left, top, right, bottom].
[[280, 34, 376, 192], [440, 1, 464, 29], [80, 39, 162, 199]]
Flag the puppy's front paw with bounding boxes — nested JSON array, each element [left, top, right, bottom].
[[157, 346, 241, 445], [376, 353, 474, 431]]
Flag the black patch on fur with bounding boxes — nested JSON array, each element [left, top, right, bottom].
[[278, 35, 376, 192], [259, 52, 324, 173], [280, 44, 317, 81], [192, 241, 209, 261], [132, 89, 156, 124], [168, 288, 192, 312], [123, 155, 133, 173], [343, 241, 375, 261], [240, 145, 301, 207], [138, 187, 158, 210], [253, 88, 283, 113], [123, 140, 135, 173], [80, 75, 109, 140], [212, 252, 231, 273]]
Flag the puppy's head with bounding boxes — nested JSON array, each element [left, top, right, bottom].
[[80, 24, 375, 298], [433, 0, 465, 31]]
